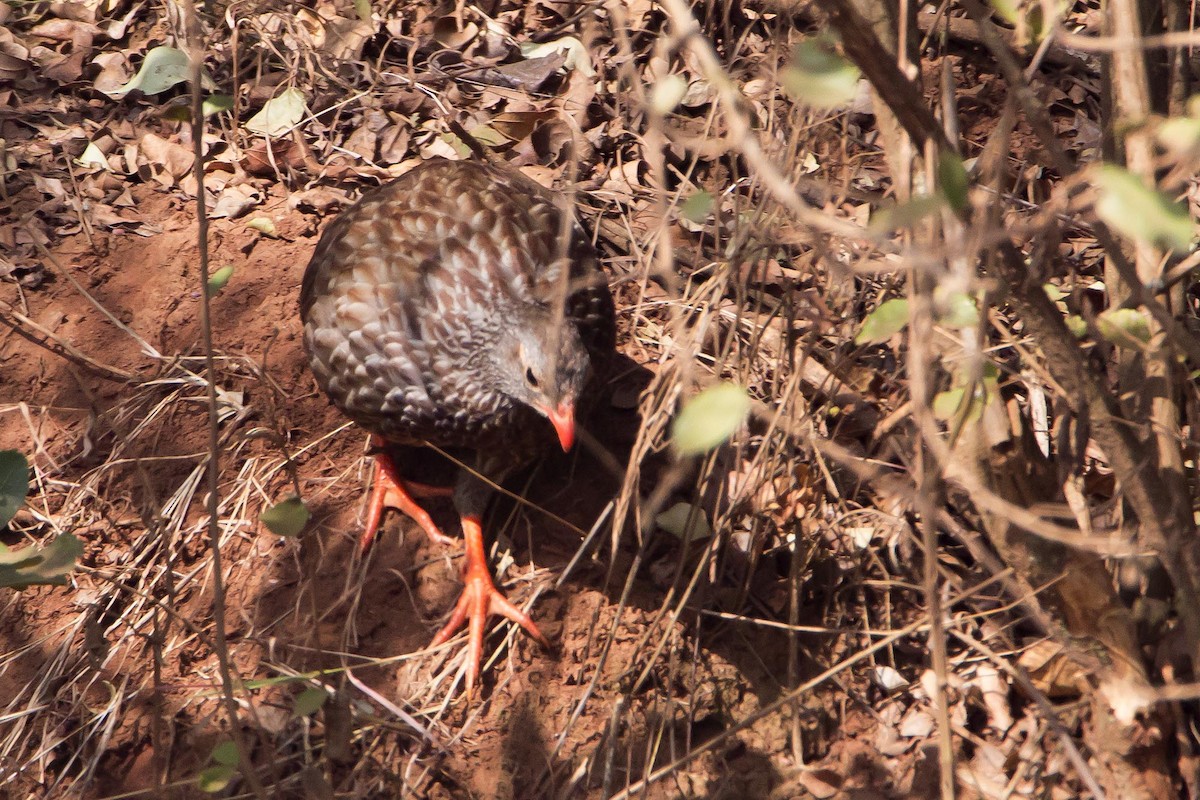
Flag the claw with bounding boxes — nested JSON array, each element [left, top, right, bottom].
[[429, 515, 549, 696], [360, 439, 455, 552]]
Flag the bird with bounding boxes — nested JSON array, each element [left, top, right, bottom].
[[299, 158, 614, 695]]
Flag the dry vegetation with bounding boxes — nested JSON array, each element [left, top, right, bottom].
[[1, 0, 1200, 798]]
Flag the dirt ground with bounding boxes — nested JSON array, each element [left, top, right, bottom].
[[5, 0, 1158, 797], [1, 171, 883, 798]]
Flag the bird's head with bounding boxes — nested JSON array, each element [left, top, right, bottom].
[[497, 313, 590, 451]]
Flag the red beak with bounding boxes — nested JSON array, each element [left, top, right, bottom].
[[543, 401, 576, 451]]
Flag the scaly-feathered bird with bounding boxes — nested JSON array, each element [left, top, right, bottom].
[[300, 158, 613, 694]]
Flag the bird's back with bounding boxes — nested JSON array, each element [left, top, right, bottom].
[[300, 159, 611, 448]]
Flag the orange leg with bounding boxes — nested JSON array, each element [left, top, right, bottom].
[[360, 448, 455, 553], [429, 514, 550, 696]]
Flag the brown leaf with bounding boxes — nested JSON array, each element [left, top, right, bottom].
[[33, 174, 66, 197], [139, 132, 194, 185], [489, 110, 554, 143], [793, 769, 842, 800], [105, 2, 143, 40], [320, 13, 373, 60], [681, 79, 714, 109], [41, 49, 87, 83], [87, 203, 142, 229], [210, 184, 263, 219], [342, 124, 377, 161], [48, 2, 98, 23], [377, 119, 409, 165], [531, 117, 575, 162], [28, 19, 100, 43], [296, 6, 373, 60], [0, 29, 31, 82], [379, 86, 435, 116], [0, 48, 29, 82], [488, 53, 565, 92], [432, 16, 478, 49], [560, 67, 596, 128], [1017, 640, 1086, 698], [241, 138, 302, 177], [91, 51, 129, 94], [288, 186, 351, 215], [600, 159, 644, 203]]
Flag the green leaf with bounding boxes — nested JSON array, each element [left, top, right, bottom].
[[856, 298, 909, 344], [353, 0, 372, 22], [161, 94, 235, 122], [1093, 165, 1194, 252], [261, 496, 309, 537], [654, 502, 713, 541], [1096, 307, 1152, 350], [1042, 283, 1065, 302], [680, 191, 713, 223], [781, 37, 861, 108], [1065, 314, 1087, 339], [937, 151, 969, 212], [211, 740, 240, 766], [932, 383, 987, 424], [936, 290, 979, 329], [198, 765, 236, 793], [1157, 116, 1200, 154], [990, 0, 1021, 25], [103, 46, 215, 98], [245, 88, 308, 138], [246, 217, 278, 238], [0, 450, 29, 527], [671, 383, 751, 455], [206, 265, 234, 297], [467, 124, 509, 147], [291, 687, 329, 718], [204, 94, 234, 115], [0, 534, 83, 589], [932, 387, 968, 421], [438, 132, 472, 159]]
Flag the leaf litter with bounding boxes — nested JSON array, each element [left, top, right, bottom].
[[0, 0, 1169, 798]]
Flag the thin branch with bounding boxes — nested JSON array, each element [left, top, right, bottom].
[[180, 4, 268, 797]]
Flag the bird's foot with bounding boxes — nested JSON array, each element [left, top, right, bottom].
[[429, 515, 549, 697], [361, 446, 455, 553]]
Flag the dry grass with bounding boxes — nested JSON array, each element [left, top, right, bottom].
[[3, 0, 1197, 798]]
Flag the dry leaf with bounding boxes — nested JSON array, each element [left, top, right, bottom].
[[489, 53, 565, 92], [287, 186, 350, 214], [898, 708, 933, 738], [1017, 640, 1086, 697], [33, 174, 66, 197], [973, 664, 1013, 734], [139, 132, 194, 185], [0, 29, 31, 82], [210, 184, 262, 219], [600, 159, 643, 203], [433, 16, 478, 49]]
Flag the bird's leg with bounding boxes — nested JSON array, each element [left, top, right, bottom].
[[428, 514, 550, 696], [361, 445, 455, 553]]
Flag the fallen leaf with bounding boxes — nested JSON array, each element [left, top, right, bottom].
[[655, 502, 713, 541], [139, 132, 194, 184], [209, 184, 262, 219], [104, 45, 214, 97], [521, 35, 593, 77], [432, 15, 478, 49], [245, 87, 308, 138]]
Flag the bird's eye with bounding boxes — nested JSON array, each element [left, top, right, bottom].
[[525, 367, 539, 388]]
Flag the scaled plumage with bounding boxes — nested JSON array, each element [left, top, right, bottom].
[[300, 158, 614, 695]]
